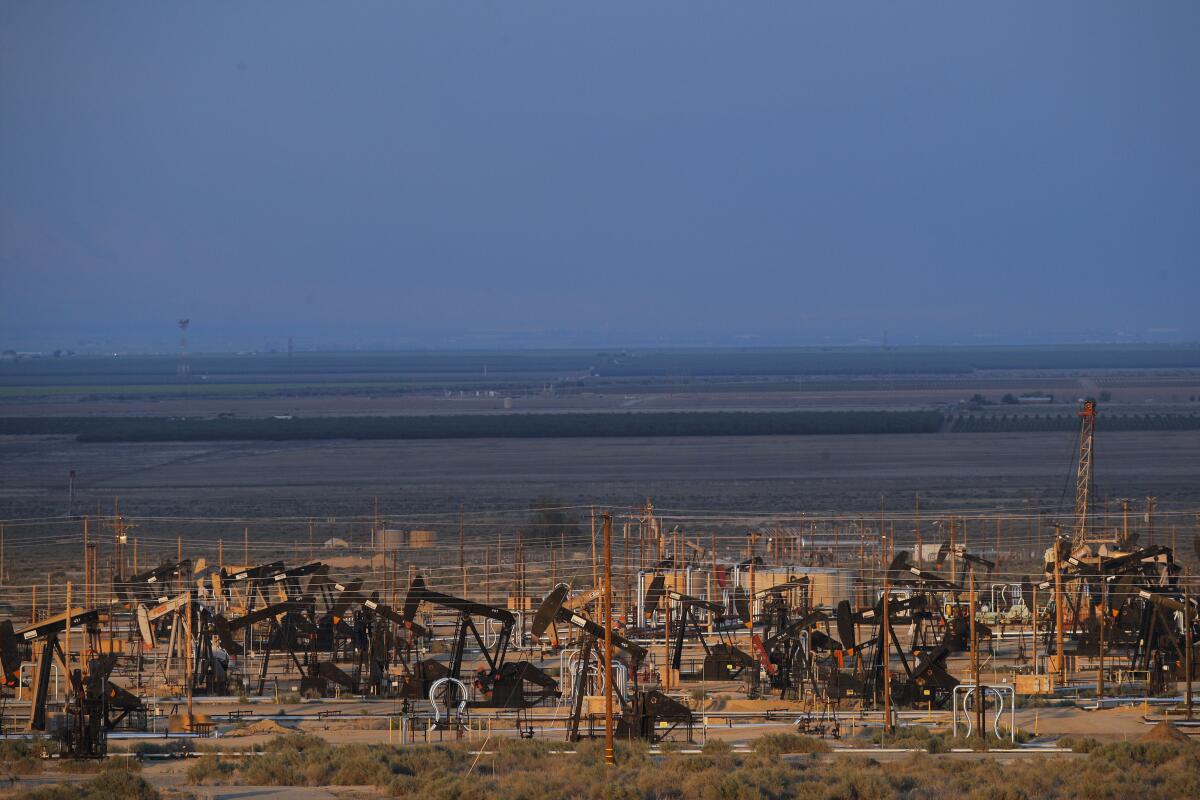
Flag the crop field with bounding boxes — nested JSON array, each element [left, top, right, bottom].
[[4, 346, 1200, 425], [4, 428, 1199, 524], [1, 346, 1199, 526]]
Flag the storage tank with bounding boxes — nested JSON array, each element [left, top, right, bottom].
[[377, 529, 406, 550], [408, 530, 437, 549]]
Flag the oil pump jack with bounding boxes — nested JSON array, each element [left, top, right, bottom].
[[315, 583, 430, 697], [117, 560, 192, 606], [136, 591, 232, 695], [210, 562, 343, 695], [534, 584, 692, 743], [1039, 541, 1194, 691], [401, 573, 558, 709], [752, 608, 839, 700], [665, 590, 756, 680], [1, 610, 144, 757]]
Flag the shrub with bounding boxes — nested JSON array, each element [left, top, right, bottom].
[[22, 770, 162, 800], [187, 755, 236, 784], [749, 732, 830, 756], [701, 738, 733, 755], [0, 739, 43, 775]]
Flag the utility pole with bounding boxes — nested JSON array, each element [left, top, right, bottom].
[[591, 507, 598, 590], [1032, 583, 1039, 675], [709, 533, 717, 634], [460, 504, 467, 596], [64, 582, 72, 678], [1122, 499, 1130, 547], [970, 570, 983, 739], [623, 523, 631, 619], [1185, 573, 1193, 721], [882, 576, 892, 734], [1054, 527, 1065, 687], [1146, 497, 1157, 547], [113, 499, 127, 582], [81, 517, 88, 604], [914, 494, 921, 568], [879, 495, 886, 567], [243, 527, 249, 565], [185, 591, 194, 731], [995, 517, 1002, 569], [603, 512, 615, 766], [949, 518, 957, 586], [1097, 580, 1106, 701]]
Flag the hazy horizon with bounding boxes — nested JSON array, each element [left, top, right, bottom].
[[4, 3, 1198, 353]]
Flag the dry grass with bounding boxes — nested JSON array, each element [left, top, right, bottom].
[[177, 731, 1200, 799]]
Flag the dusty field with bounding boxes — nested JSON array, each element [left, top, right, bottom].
[[4, 370, 1199, 417], [3, 429, 1198, 522]]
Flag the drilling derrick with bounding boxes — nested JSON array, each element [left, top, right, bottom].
[[1072, 400, 1097, 551]]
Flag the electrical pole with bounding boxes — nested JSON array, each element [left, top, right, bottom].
[[1097, 580, 1106, 701], [995, 517, 1002, 569], [603, 512, 615, 766], [460, 504, 466, 596], [64, 582, 72, 678], [914, 493, 921, 568], [1122, 499, 1130, 547], [591, 507, 598, 590], [879, 495, 886, 567], [1032, 583, 1039, 675], [1054, 527, 1065, 687], [185, 591, 194, 731], [1185, 573, 1193, 721], [971, 570, 983, 739], [882, 576, 892, 734], [949, 517, 957, 586], [1146, 497, 1157, 547], [81, 517, 88, 604]]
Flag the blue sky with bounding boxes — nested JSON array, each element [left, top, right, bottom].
[[2, 3, 1197, 351]]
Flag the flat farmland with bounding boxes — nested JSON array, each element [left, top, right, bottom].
[[4, 371, 1200, 418], [3, 429, 1198, 522]]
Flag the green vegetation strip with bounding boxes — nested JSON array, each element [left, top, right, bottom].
[[5, 410, 1200, 442], [0, 411, 944, 443], [952, 412, 1200, 433]]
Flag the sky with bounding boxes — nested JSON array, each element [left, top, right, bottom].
[[2, 2, 1198, 352]]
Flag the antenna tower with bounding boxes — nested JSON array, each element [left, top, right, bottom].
[[177, 319, 191, 376]]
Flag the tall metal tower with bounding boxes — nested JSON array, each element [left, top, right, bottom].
[[177, 319, 190, 376], [1072, 399, 1097, 551]]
